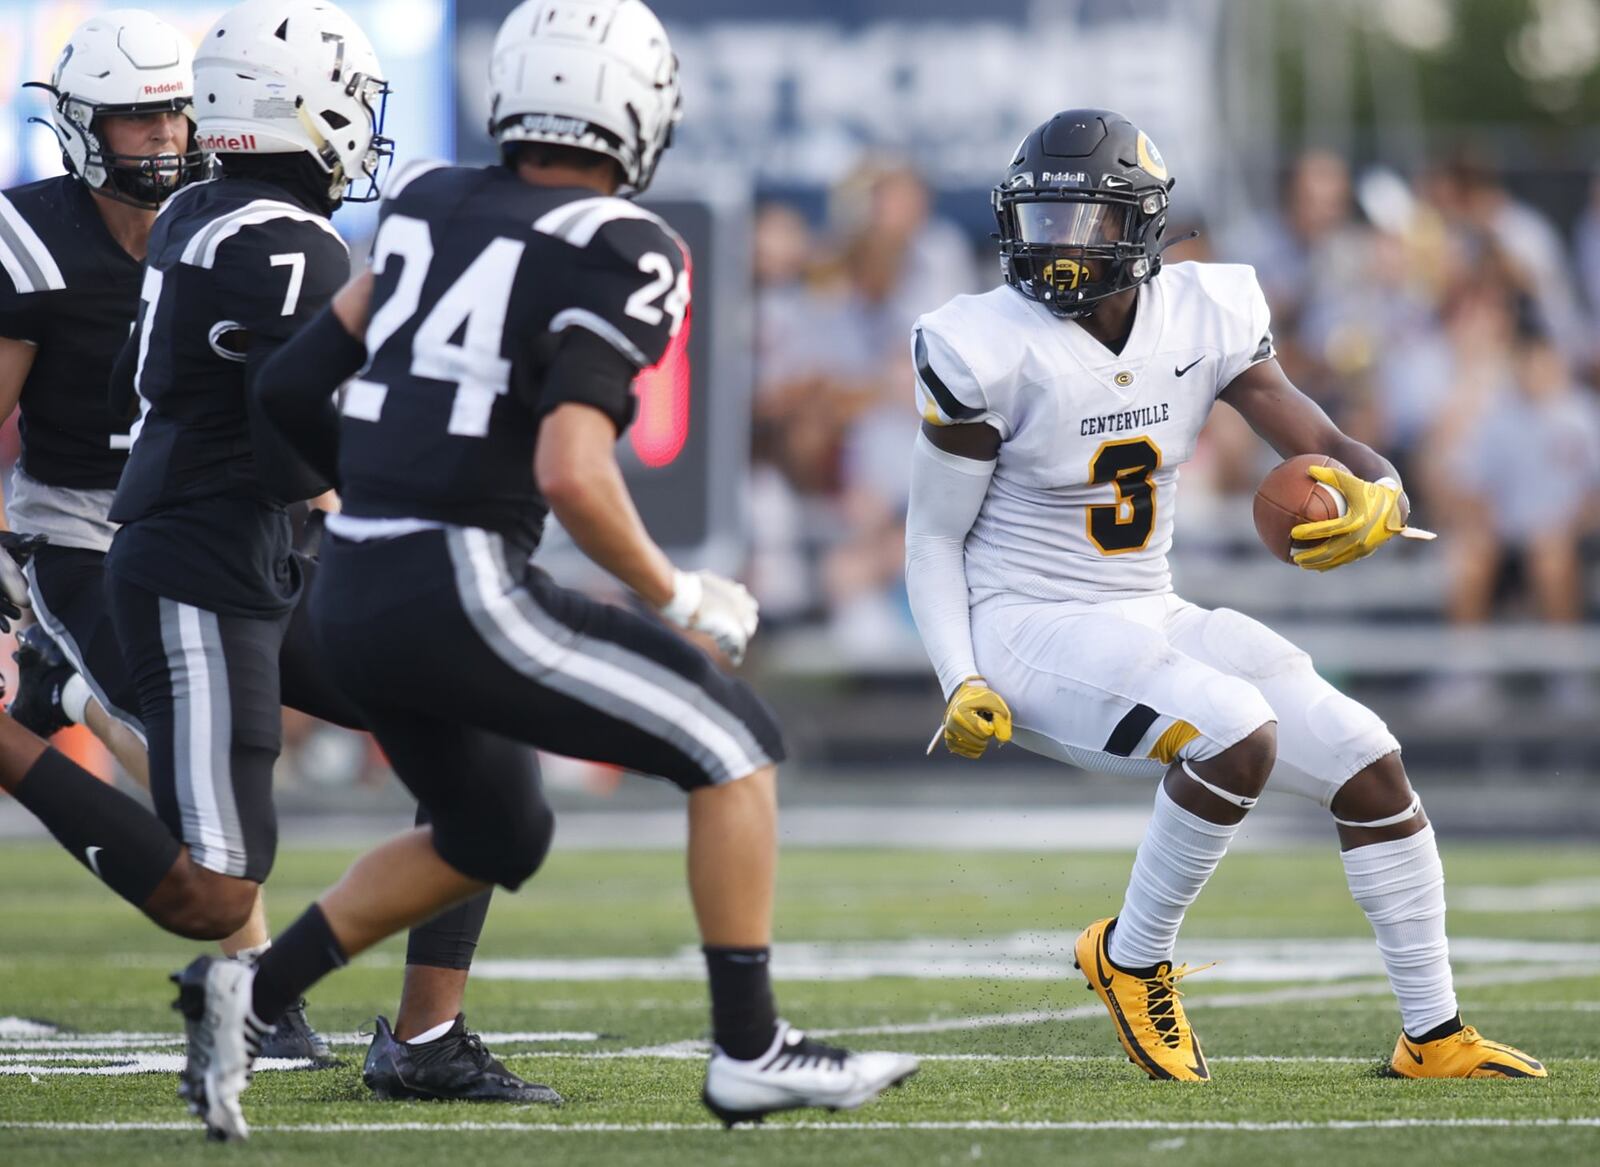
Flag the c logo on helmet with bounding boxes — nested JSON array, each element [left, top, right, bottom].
[[1136, 131, 1168, 182]]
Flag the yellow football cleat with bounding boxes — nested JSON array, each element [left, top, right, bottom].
[[1073, 917, 1212, 1082], [1390, 1026, 1546, 1079]]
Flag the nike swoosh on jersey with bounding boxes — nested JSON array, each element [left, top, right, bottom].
[[1174, 357, 1204, 377], [85, 845, 104, 879]]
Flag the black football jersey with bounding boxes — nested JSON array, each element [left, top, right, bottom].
[[106, 177, 350, 616], [337, 162, 689, 548], [0, 176, 142, 489]]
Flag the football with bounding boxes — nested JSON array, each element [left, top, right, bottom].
[[1253, 453, 1350, 563]]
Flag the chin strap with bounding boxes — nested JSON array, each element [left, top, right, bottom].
[[1179, 759, 1259, 809], [1333, 793, 1422, 829]]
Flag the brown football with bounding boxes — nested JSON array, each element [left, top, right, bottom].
[[1253, 454, 1350, 563]]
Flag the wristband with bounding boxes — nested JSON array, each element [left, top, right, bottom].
[[659, 569, 702, 626]]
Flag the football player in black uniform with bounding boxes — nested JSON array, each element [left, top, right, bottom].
[[0, 0, 544, 1100], [0, 9, 334, 1061], [168, 0, 920, 1142], [0, 10, 200, 779]]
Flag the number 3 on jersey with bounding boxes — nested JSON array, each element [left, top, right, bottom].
[[343, 213, 523, 437], [1086, 437, 1161, 555]]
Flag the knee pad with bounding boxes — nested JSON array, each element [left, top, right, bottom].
[[1179, 674, 1277, 764], [428, 796, 556, 892], [1306, 689, 1401, 790]]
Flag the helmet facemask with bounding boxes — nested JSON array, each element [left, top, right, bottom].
[[995, 185, 1169, 319], [25, 83, 206, 210], [295, 71, 393, 205]]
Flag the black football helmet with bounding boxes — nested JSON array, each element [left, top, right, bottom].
[[993, 109, 1173, 318]]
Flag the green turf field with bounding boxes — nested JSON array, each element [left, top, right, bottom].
[[1, 839, 1596, 1165]]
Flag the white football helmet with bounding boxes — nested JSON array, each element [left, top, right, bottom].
[[25, 9, 204, 208], [489, 0, 682, 194], [192, 0, 391, 204]]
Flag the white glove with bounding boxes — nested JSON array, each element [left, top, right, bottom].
[[659, 569, 759, 665], [0, 531, 45, 634]]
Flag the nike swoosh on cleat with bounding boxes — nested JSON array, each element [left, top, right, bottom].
[[1174, 357, 1204, 377], [1477, 1061, 1540, 1078], [1095, 941, 1176, 1080], [85, 846, 104, 879], [1094, 944, 1116, 991], [1402, 1042, 1424, 1066]]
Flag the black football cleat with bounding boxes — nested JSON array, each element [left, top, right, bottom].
[[8, 626, 75, 737], [257, 997, 337, 1067], [363, 1014, 562, 1103]]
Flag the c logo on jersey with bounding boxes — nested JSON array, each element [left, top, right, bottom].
[[1136, 132, 1168, 182], [1043, 258, 1091, 291]]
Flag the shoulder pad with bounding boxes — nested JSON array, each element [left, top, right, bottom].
[[1182, 262, 1267, 323], [0, 190, 67, 294], [913, 323, 984, 425], [912, 292, 1023, 431], [1173, 261, 1275, 386], [379, 158, 451, 209], [179, 200, 348, 270], [533, 196, 685, 260]]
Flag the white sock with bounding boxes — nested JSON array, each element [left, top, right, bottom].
[[405, 1018, 457, 1046], [60, 674, 92, 725], [1341, 824, 1457, 1036], [234, 941, 272, 963], [1108, 783, 1240, 969]]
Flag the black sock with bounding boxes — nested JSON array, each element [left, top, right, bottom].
[[1407, 1014, 1465, 1044], [703, 946, 779, 1059], [405, 888, 493, 970], [251, 903, 347, 1025], [11, 748, 181, 906]]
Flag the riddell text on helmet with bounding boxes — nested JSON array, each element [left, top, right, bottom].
[[197, 132, 258, 151], [143, 81, 186, 95]]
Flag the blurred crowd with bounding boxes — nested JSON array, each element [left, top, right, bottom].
[[745, 151, 1600, 698]]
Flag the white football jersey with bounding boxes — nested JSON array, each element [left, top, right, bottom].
[[912, 261, 1273, 604]]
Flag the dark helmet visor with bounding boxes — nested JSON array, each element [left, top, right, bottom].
[[1015, 200, 1126, 248]]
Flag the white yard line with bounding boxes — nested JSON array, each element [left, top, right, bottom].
[[1457, 878, 1600, 912], [4, 1118, 1599, 1134], [3, 960, 1594, 1077], [468, 936, 1600, 984], [0, 1029, 599, 1051]]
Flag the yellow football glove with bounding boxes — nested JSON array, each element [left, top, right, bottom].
[[927, 675, 1013, 759], [1290, 466, 1435, 572]]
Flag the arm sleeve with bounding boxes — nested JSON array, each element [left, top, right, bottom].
[[904, 429, 998, 699], [1216, 266, 1276, 391], [252, 305, 368, 489], [516, 325, 639, 435]]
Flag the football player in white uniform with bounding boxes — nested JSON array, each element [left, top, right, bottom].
[[905, 110, 1543, 1082]]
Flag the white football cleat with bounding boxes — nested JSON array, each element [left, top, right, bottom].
[[702, 1021, 919, 1126], [171, 955, 267, 1141]]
